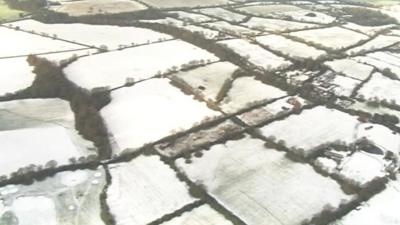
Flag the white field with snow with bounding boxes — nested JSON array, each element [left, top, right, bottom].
[[8, 20, 173, 50], [195, 8, 247, 23], [332, 179, 400, 225], [260, 106, 400, 156], [101, 79, 220, 154], [256, 34, 327, 60], [218, 39, 292, 71], [354, 52, 400, 78], [64, 40, 219, 90], [176, 136, 353, 225], [0, 99, 96, 177], [242, 17, 319, 32], [0, 57, 35, 96], [168, 11, 216, 22], [107, 155, 195, 225], [343, 23, 396, 36], [0, 27, 84, 58], [346, 35, 400, 55], [357, 72, 400, 105], [324, 59, 374, 81], [289, 27, 369, 50], [0, 169, 106, 225], [11, 196, 57, 225], [220, 76, 287, 114], [180, 25, 225, 40], [203, 21, 261, 36], [278, 10, 336, 24], [161, 204, 233, 225], [172, 62, 238, 102]]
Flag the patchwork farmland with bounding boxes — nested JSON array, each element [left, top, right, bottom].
[[1, 0, 400, 225]]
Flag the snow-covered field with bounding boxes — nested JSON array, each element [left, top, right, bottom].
[[172, 62, 238, 102], [195, 8, 247, 23], [236, 4, 335, 24], [0, 27, 84, 58], [50, 0, 147, 16], [260, 106, 400, 156], [237, 4, 303, 16], [180, 25, 227, 40], [65, 40, 219, 90], [202, 21, 261, 36], [161, 204, 233, 225], [8, 20, 173, 50], [0, 168, 106, 225], [101, 79, 220, 154], [278, 9, 336, 24], [140, 0, 232, 8], [0, 99, 96, 177], [168, 11, 215, 22], [107, 155, 195, 225], [349, 100, 400, 127], [342, 23, 396, 36], [324, 59, 374, 81], [176, 135, 353, 225], [357, 72, 400, 104], [238, 96, 309, 126], [354, 52, 400, 78], [242, 17, 319, 32], [332, 179, 400, 225], [256, 34, 327, 60], [289, 27, 369, 50], [219, 76, 287, 114], [0, 57, 35, 96], [218, 39, 292, 71], [316, 151, 388, 187], [346, 35, 400, 55]]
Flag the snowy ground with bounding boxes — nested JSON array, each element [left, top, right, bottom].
[[107, 155, 196, 225], [332, 178, 400, 225], [324, 59, 374, 81], [219, 76, 287, 114], [0, 168, 106, 225], [242, 17, 319, 32], [8, 20, 173, 50], [195, 8, 247, 23], [176, 135, 354, 225], [0, 57, 35, 96], [218, 39, 292, 71], [289, 27, 369, 50], [256, 34, 327, 60], [168, 11, 216, 23], [260, 106, 400, 156], [161, 204, 233, 225], [357, 72, 400, 105], [139, 0, 232, 8], [315, 151, 388, 187], [346, 35, 400, 55], [354, 52, 400, 78], [171, 62, 238, 102], [0, 99, 96, 177], [64, 40, 219, 90], [49, 0, 147, 16], [342, 23, 396, 36], [101, 79, 220, 154], [0, 26, 84, 58], [202, 21, 261, 36]]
